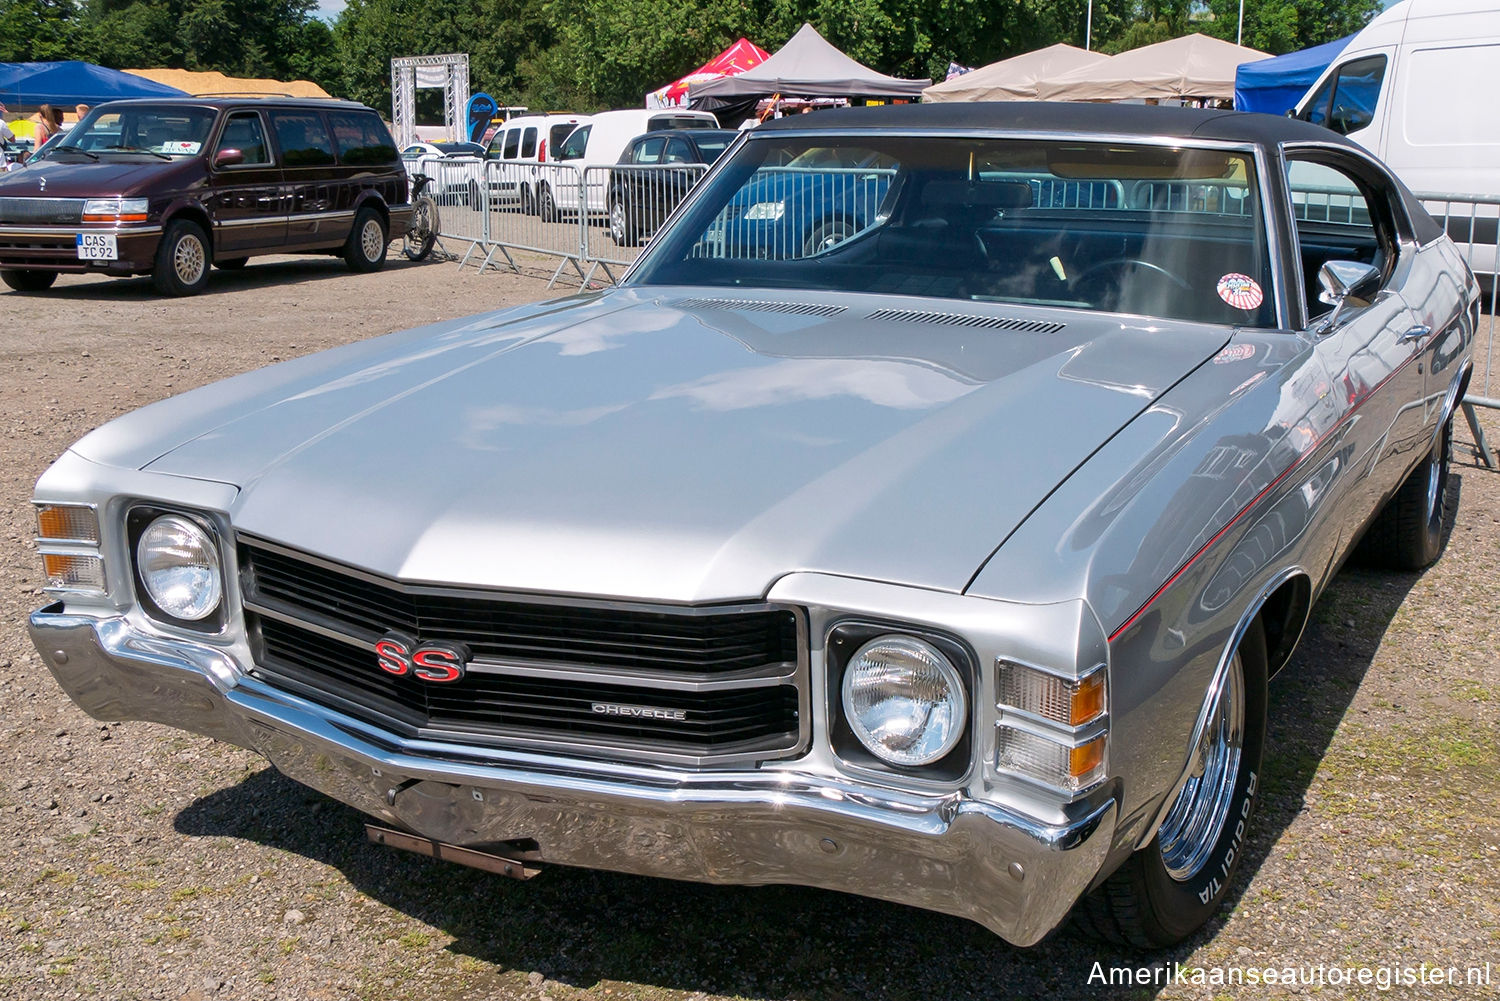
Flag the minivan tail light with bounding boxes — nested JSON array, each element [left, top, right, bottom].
[[538, 139, 546, 161]]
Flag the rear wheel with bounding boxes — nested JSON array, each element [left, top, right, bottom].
[[152, 219, 211, 296], [1357, 417, 1452, 569], [538, 183, 556, 223], [1076, 620, 1268, 947], [1, 269, 57, 292], [343, 207, 388, 273], [520, 185, 535, 215], [467, 180, 481, 209], [403, 194, 439, 261]]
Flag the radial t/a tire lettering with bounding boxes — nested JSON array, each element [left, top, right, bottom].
[[1075, 619, 1268, 947]]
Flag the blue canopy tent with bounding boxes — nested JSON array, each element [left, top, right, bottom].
[[1233, 36, 1352, 115], [0, 61, 187, 107]]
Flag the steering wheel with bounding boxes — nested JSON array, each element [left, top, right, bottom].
[[1072, 258, 1192, 311]]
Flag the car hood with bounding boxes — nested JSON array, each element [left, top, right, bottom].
[[0, 156, 197, 198], [125, 287, 1229, 602]]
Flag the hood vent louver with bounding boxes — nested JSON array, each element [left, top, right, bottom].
[[676, 297, 847, 317], [866, 308, 1065, 334]]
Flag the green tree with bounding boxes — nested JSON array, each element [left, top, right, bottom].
[[0, 0, 82, 62]]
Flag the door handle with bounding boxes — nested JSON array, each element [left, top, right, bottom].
[[1399, 324, 1431, 343]]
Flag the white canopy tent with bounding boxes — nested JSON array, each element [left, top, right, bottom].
[[921, 44, 1110, 102], [1037, 33, 1270, 103]]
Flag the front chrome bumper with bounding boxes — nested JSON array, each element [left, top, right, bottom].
[[29, 603, 1115, 946]]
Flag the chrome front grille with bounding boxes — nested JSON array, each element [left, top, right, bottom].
[[237, 536, 808, 766], [0, 197, 85, 225]]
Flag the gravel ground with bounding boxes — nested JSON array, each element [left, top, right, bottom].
[[0, 254, 1497, 1001]]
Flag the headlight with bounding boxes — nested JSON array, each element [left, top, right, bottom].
[[82, 197, 149, 223], [136, 514, 222, 621], [743, 200, 785, 220], [842, 635, 966, 766]]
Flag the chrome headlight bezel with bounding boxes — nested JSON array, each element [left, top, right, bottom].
[[827, 620, 974, 782], [127, 506, 227, 633]]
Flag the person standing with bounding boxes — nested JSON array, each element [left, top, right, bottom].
[[0, 102, 19, 170], [34, 104, 63, 145]]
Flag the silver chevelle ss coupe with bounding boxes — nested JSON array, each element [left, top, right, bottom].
[[29, 104, 1477, 948]]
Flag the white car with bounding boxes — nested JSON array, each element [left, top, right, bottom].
[[399, 141, 485, 205]]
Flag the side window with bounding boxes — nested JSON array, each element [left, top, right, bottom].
[[633, 136, 665, 164], [1301, 56, 1387, 135], [664, 138, 692, 164], [548, 123, 576, 153], [328, 111, 396, 165], [557, 125, 590, 161], [1285, 157, 1393, 318], [502, 128, 520, 159], [216, 112, 270, 166], [521, 127, 538, 158], [269, 111, 335, 167]]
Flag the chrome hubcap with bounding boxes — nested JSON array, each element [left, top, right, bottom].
[[173, 235, 205, 284], [1158, 651, 1245, 881], [361, 219, 384, 260]]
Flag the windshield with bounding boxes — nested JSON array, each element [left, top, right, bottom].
[[629, 133, 1275, 327], [62, 106, 217, 157]]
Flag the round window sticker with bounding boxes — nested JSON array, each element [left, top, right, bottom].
[[1217, 273, 1264, 311]]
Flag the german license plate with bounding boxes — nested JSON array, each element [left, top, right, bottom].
[[75, 233, 117, 260]]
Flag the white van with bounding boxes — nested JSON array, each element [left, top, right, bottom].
[[483, 113, 590, 213], [548, 109, 719, 217], [1292, 0, 1500, 196]]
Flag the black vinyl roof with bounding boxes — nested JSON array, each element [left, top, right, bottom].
[[758, 101, 1354, 150]]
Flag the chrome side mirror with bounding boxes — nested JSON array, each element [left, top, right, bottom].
[[1316, 260, 1381, 333]]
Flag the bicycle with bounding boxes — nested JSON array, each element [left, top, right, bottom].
[[403, 173, 440, 261]]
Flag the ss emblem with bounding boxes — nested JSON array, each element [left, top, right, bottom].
[[374, 630, 469, 683]]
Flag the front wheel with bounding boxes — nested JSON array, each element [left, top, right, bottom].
[[1076, 620, 1268, 947], [1, 269, 58, 292], [343, 206, 388, 273], [152, 219, 211, 296], [608, 195, 636, 246], [802, 219, 852, 257], [403, 195, 439, 261]]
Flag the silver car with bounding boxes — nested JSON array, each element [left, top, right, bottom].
[[28, 103, 1477, 948]]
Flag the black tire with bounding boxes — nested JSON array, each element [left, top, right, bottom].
[[467, 180, 481, 209], [151, 219, 211, 296], [403, 195, 439, 262], [1356, 418, 1452, 570], [520, 185, 535, 216], [802, 219, 852, 256], [215, 257, 248, 270], [607, 193, 637, 246], [343, 206, 388, 273], [1, 269, 57, 292], [538, 183, 556, 223], [1075, 620, 1268, 947]]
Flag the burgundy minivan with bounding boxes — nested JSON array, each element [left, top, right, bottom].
[[0, 98, 412, 296]]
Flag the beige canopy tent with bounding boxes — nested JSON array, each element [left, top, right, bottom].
[[1036, 34, 1269, 103], [123, 68, 332, 100], [922, 44, 1110, 102]]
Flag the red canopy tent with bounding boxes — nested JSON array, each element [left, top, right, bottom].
[[646, 38, 770, 108]]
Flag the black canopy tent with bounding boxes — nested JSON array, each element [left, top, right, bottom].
[[688, 24, 929, 118]]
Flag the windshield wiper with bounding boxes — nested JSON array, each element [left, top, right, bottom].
[[103, 145, 172, 161], [54, 145, 99, 160]]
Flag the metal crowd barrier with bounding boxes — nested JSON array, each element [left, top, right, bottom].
[[581, 163, 709, 273], [1416, 191, 1500, 467]]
